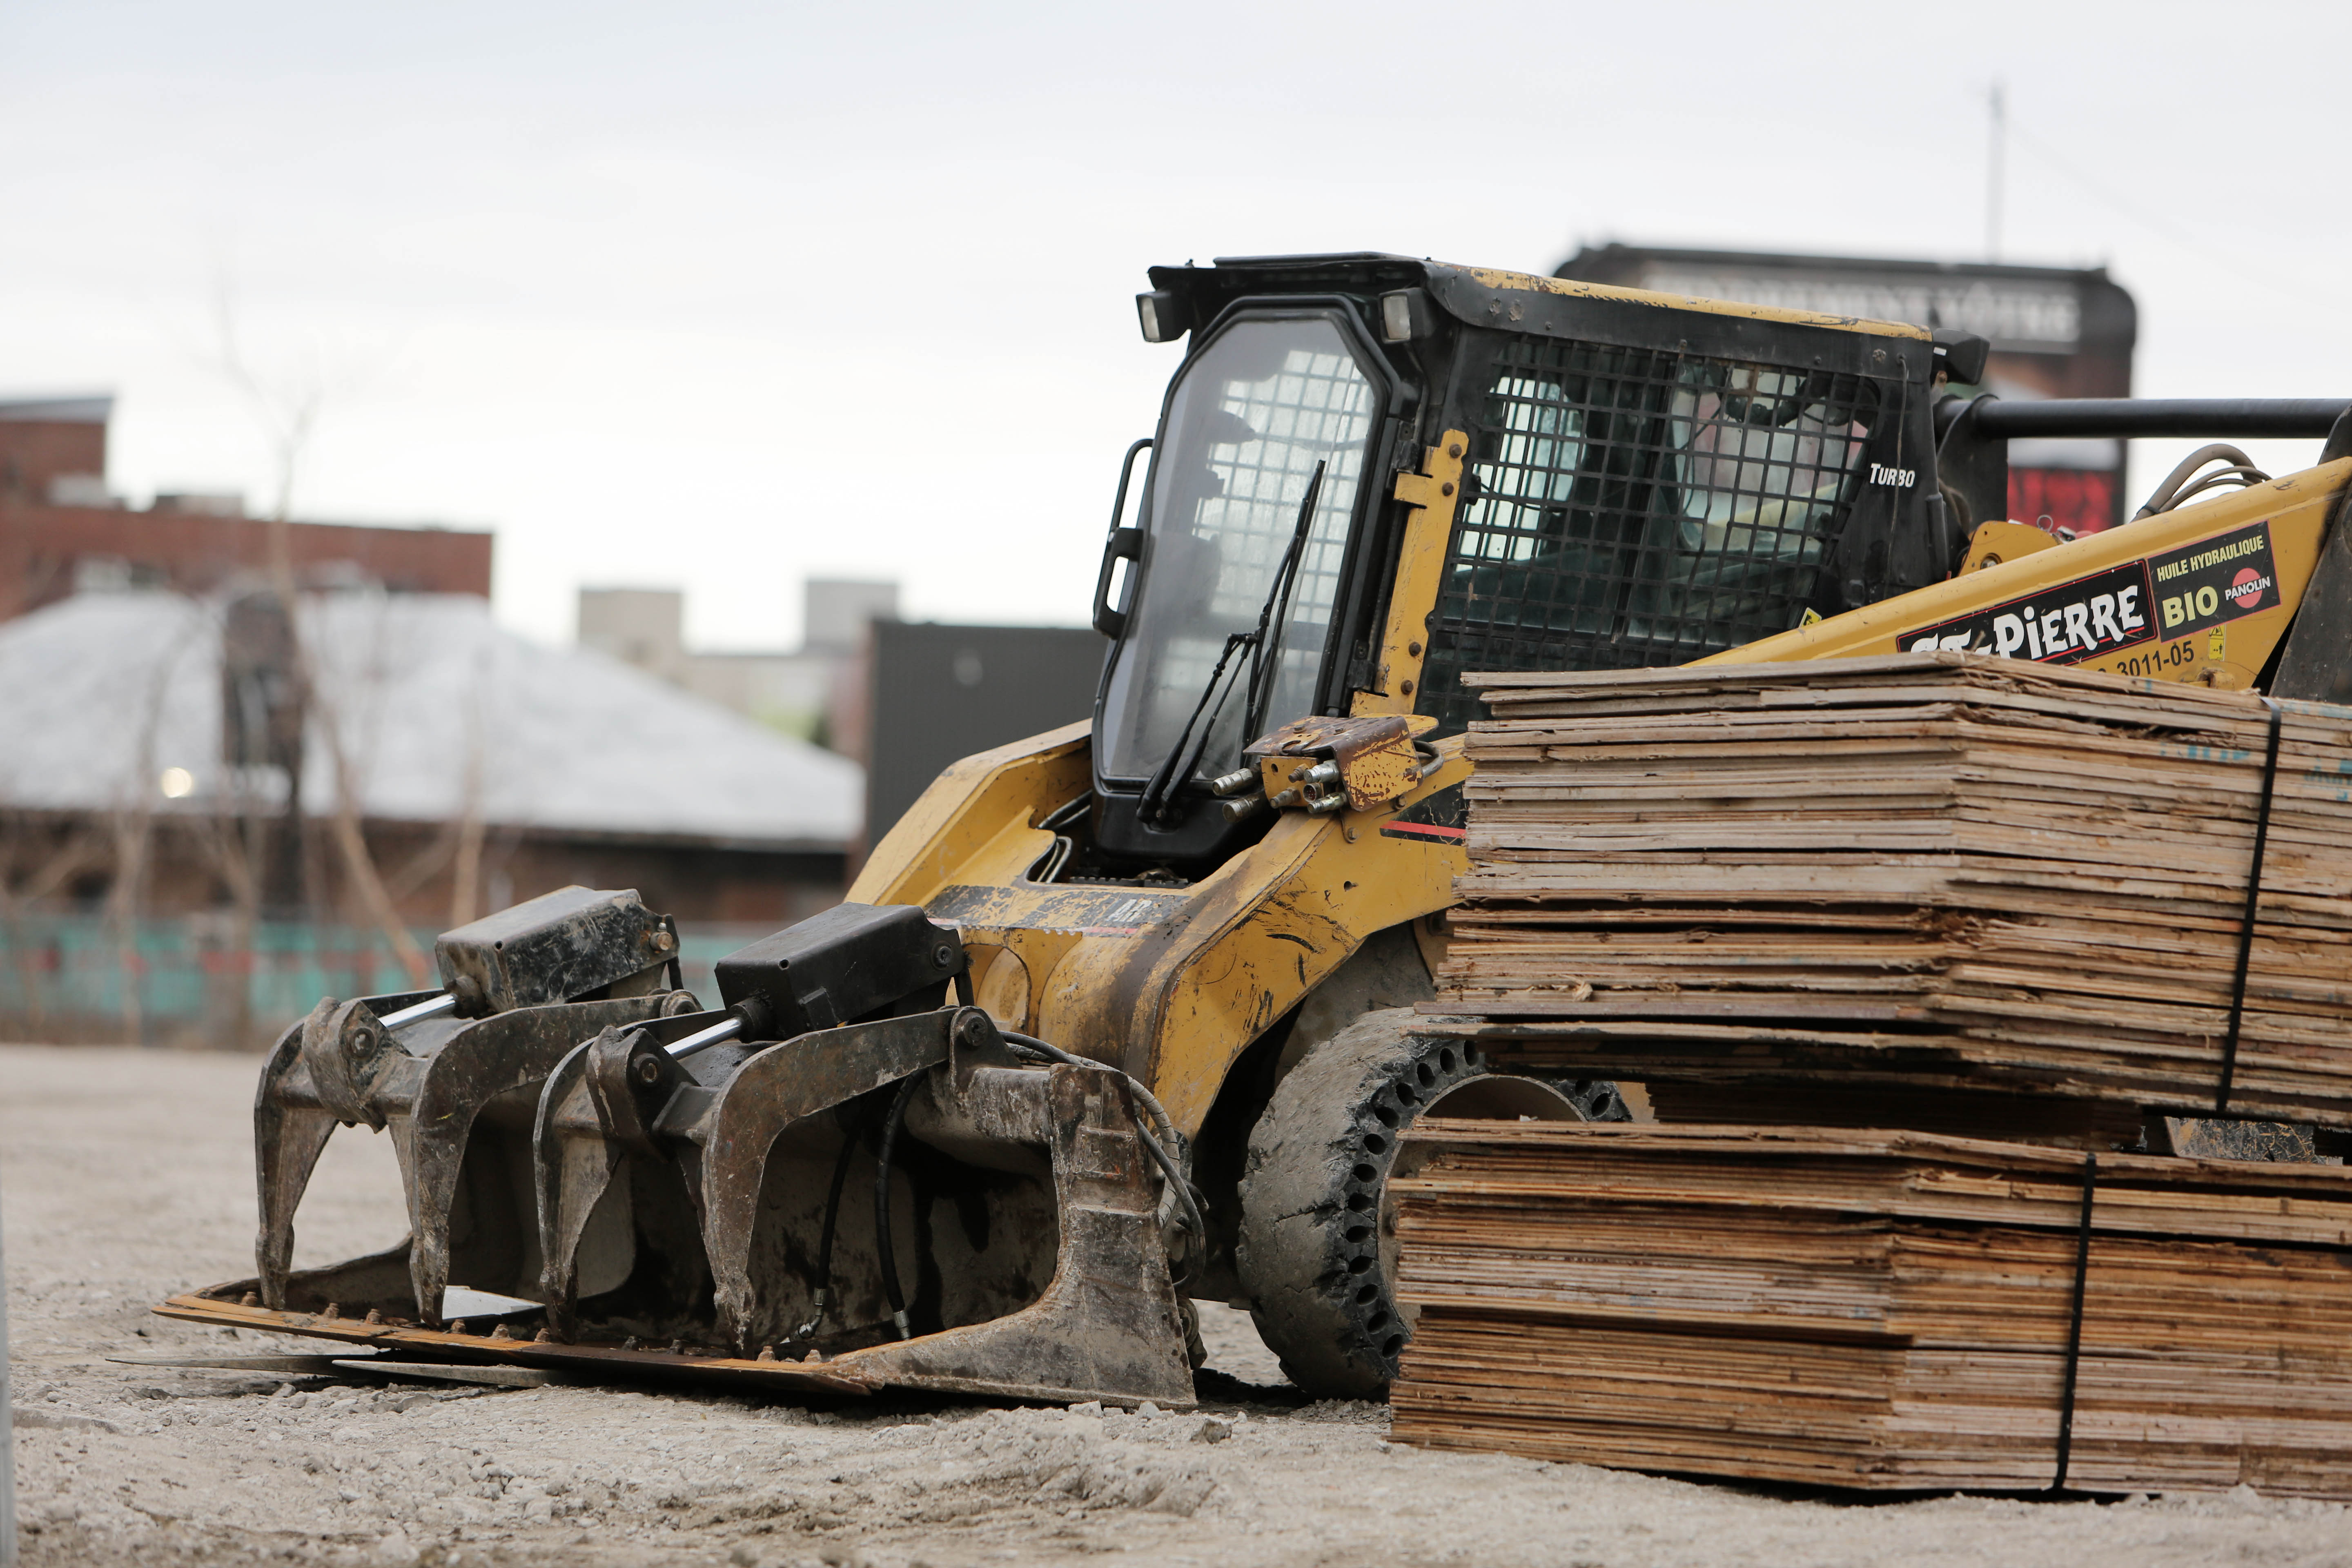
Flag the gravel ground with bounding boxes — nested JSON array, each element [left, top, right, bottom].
[[6, 1041, 2352, 1568]]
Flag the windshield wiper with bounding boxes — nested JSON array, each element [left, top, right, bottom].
[[1136, 461, 1325, 827]]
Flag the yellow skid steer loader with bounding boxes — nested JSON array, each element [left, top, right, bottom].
[[167, 254, 2352, 1408]]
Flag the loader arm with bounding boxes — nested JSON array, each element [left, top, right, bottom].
[[1704, 457, 2352, 686]]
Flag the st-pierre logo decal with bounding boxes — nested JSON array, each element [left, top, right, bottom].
[[1904, 520, 2277, 665]]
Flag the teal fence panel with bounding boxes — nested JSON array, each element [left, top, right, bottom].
[[0, 911, 434, 1046], [0, 911, 774, 1047]]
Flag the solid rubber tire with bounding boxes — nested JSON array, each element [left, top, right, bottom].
[[1234, 1007, 1508, 1398]]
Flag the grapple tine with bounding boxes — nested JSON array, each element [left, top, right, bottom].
[[691, 1012, 961, 1351], [253, 996, 428, 1307], [532, 1036, 620, 1339], [254, 1010, 342, 1310], [844, 1060, 1195, 1408], [402, 1000, 679, 1323], [254, 1105, 341, 1310]]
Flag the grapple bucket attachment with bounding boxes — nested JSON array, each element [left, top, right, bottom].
[[195, 902, 1198, 1410], [531, 1008, 953, 1349], [252, 885, 692, 1320]]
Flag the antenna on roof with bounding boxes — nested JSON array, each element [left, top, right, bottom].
[[1986, 80, 2007, 263]]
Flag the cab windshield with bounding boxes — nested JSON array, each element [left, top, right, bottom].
[[1099, 315, 1380, 782]]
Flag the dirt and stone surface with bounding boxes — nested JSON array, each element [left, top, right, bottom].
[[6, 1041, 2352, 1567]]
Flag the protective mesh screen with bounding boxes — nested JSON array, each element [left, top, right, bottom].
[[1190, 346, 1372, 731], [1418, 336, 1882, 731], [1100, 316, 1377, 780]]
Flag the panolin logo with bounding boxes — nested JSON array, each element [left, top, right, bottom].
[[2149, 521, 2279, 637]]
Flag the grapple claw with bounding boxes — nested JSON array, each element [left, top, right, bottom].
[[534, 1025, 671, 1334], [399, 998, 690, 1322], [253, 1009, 349, 1310], [225, 898, 1200, 1410], [249, 886, 691, 1323], [692, 1009, 961, 1351], [516, 904, 1198, 1404]]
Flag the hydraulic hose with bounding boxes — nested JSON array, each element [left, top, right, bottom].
[[1000, 1030, 1206, 1243], [2132, 444, 2272, 521], [872, 1075, 922, 1341], [789, 1116, 866, 1343]]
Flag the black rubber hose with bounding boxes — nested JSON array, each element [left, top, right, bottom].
[[1000, 1029, 1083, 1065], [872, 1075, 921, 1341], [815, 1128, 859, 1285], [791, 1116, 866, 1341], [1000, 1031, 1207, 1241]]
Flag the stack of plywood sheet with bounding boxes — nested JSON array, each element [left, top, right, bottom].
[[1389, 1120, 2352, 1496], [1432, 652, 2352, 1127]]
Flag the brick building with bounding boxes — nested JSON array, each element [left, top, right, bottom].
[[0, 394, 869, 1045], [0, 395, 491, 622]]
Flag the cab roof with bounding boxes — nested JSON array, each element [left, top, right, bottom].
[[1146, 252, 1940, 382]]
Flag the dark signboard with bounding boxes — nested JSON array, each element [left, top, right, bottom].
[[863, 622, 1107, 851], [1556, 245, 2137, 536]]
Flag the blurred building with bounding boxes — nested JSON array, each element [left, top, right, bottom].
[[0, 588, 861, 1043], [0, 394, 492, 621], [0, 588, 858, 921], [1556, 247, 2138, 536], [575, 586, 1105, 852], [577, 579, 896, 744], [862, 621, 1105, 854]]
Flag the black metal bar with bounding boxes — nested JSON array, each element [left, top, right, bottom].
[[1973, 398, 2352, 440], [2216, 700, 2285, 1114], [2050, 1150, 2097, 1493]]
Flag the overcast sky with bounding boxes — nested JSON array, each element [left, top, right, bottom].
[[4, 1, 2346, 650]]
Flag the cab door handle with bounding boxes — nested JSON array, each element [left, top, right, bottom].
[[1092, 528, 1145, 639], [1092, 439, 1152, 638]]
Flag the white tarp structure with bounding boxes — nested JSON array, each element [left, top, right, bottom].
[[0, 591, 861, 849]]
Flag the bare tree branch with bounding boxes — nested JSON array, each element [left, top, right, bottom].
[[207, 285, 428, 987]]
